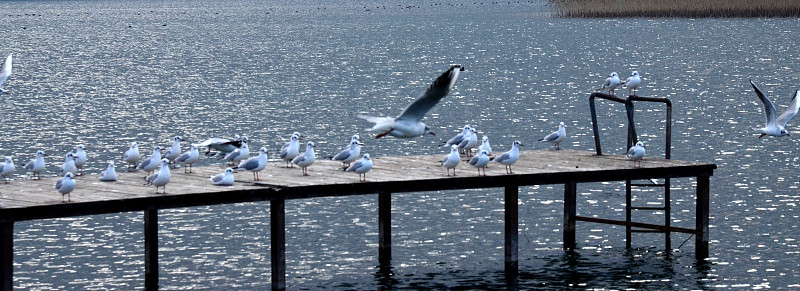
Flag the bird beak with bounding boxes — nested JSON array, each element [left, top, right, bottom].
[[358, 143, 364, 146], [428, 131, 436, 136]]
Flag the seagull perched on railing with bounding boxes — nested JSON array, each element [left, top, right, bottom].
[[359, 65, 464, 138], [596, 72, 620, 95], [621, 71, 641, 96], [749, 79, 800, 138]]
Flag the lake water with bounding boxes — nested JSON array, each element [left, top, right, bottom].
[[2, 0, 800, 289]]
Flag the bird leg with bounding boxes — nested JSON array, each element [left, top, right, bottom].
[[375, 129, 393, 139], [758, 133, 767, 138], [254, 171, 261, 181]]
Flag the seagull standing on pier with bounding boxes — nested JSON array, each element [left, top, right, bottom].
[[0, 53, 12, 94], [597, 72, 620, 95], [0, 156, 15, 183], [441, 145, 460, 176], [60, 152, 78, 177], [55, 172, 76, 203], [123, 142, 140, 171], [292, 141, 316, 176], [626, 141, 646, 167], [492, 140, 522, 174], [443, 125, 471, 148], [145, 159, 171, 194], [346, 154, 373, 182], [163, 136, 184, 168], [477, 135, 492, 156], [24, 150, 47, 179], [468, 150, 490, 176], [359, 65, 464, 138], [332, 140, 363, 169], [195, 135, 245, 157], [749, 79, 800, 138], [539, 122, 566, 150], [279, 132, 302, 168], [237, 147, 268, 181], [210, 168, 235, 186], [74, 144, 87, 176], [622, 71, 641, 96], [176, 145, 200, 173], [137, 146, 163, 175], [98, 161, 118, 182], [224, 139, 249, 165]]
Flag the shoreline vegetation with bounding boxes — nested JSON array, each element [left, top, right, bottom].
[[548, 0, 800, 18]]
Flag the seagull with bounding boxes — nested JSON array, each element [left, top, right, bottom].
[[223, 139, 249, 165], [0, 156, 15, 183], [750, 79, 800, 138], [175, 144, 200, 173], [123, 141, 140, 172], [237, 147, 268, 181], [597, 72, 621, 95], [467, 150, 490, 176], [443, 125, 471, 148], [279, 133, 302, 168], [163, 136, 185, 168], [332, 140, 363, 169], [359, 65, 464, 138], [98, 161, 118, 182], [194, 135, 245, 157], [0, 53, 12, 95], [346, 154, 373, 182], [539, 122, 566, 150], [24, 150, 46, 179], [621, 71, 641, 96], [60, 152, 78, 177], [441, 144, 460, 176], [477, 135, 492, 156], [492, 140, 522, 174], [210, 168, 235, 186], [55, 172, 76, 203], [137, 146, 163, 175], [145, 159, 171, 194], [73, 144, 87, 176], [626, 141, 646, 168], [458, 127, 478, 156], [292, 141, 316, 176]]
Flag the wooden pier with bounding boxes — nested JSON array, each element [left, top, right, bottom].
[[0, 149, 715, 290]]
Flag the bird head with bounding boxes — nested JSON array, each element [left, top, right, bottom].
[[363, 154, 371, 160], [225, 168, 234, 174], [425, 126, 435, 136]]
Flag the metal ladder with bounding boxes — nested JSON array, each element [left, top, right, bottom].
[[589, 92, 674, 250]]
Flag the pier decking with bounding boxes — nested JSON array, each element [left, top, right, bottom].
[[0, 149, 716, 290]]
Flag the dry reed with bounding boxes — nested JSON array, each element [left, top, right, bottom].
[[549, 0, 800, 18]]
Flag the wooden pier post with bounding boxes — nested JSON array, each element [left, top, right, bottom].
[[378, 192, 391, 266], [504, 186, 518, 274], [696, 175, 710, 260], [625, 180, 632, 249], [271, 198, 286, 291], [563, 181, 577, 250], [144, 209, 158, 291], [0, 221, 12, 291]]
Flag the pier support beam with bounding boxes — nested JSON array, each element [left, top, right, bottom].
[[271, 198, 286, 291], [144, 209, 158, 291], [378, 192, 391, 266], [696, 175, 710, 260], [504, 186, 518, 274], [0, 221, 12, 291], [563, 181, 577, 250]]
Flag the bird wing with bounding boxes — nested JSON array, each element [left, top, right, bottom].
[[210, 174, 223, 183], [493, 152, 510, 163], [0, 54, 11, 87], [238, 158, 259, 170], [137, 158, 152, 170], [55, 178, 63, 189], [346, 160, 363, 172], [750, 80, 778, 127], [776, 90, 800, 128], [194, 138, 231, 147], [176, 152, 190, 162], [332, 149, 351, 161], [396, 65, 462, 122], [626, 146, 638, 158], [468, 155, 479, 166], [539, 131, 560, 142]]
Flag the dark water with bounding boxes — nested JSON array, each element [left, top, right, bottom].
[[2, 0, 800, 289]]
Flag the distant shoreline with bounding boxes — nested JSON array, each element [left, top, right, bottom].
[[548, 0, 800, 18]]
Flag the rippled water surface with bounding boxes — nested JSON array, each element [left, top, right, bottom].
[[3, 0, 800, 289]]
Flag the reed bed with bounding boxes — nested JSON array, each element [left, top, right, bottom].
[[549, 0, 800, 18]]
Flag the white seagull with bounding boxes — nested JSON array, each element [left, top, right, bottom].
[[176, 144, 200, 173], [626, 141, 646, 168], [492, 141, 523, 174], [0, 156, 15, 183], [145, 159, 171, 194], [123, 141, 140, 172], [279, 132, 302, 168], [137, 146, 163, 175], [443, 125, 471, 147], [24, 150, 47, 179], [73, 144, 87, 176], [332, 140, 363, 169], [467, 150, 490, 176], [163, 136, 185, 168], [622, 71, 641, 96], [359, 65, 464, 138], [292, 141, 316, 176], [0, 53, 12, 95], [441, 144, 460, 176], [210, 168, 235, 186], [237, 147, 268, 181], [458, 127, 478, 156], [60, 152, 78, 177], [194, 135, 245, 157], [477, 135, 492, 156], [55, 172, 76, 203], [224, 139, 249, 165], [750, 79, 800, 138], [346, 154, 373, 182], [539, 122, 567, 150], [98, 161, 118, 182], [597, 72, 621, 95]]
